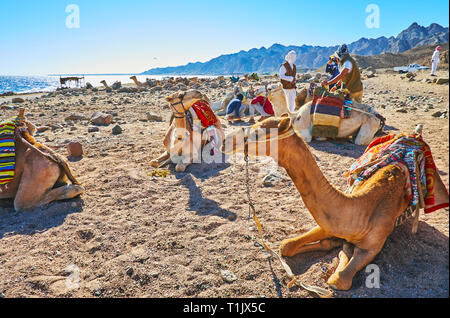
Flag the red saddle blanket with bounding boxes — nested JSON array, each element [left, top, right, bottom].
[[191, 100, 218, 128]]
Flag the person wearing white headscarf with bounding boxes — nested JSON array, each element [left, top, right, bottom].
[[430, 46, 441, 76], [279, 50, 297, 112]]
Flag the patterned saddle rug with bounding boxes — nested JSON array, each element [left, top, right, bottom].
[[346, 133, 449, 215], [0, 116, 18, 185]]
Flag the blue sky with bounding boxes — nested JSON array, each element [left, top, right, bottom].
[[0, 0, 448, 75]]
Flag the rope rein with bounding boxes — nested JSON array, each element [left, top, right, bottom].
[[243, 135, 334, 298]]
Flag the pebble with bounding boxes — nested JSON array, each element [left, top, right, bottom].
[[221, 270, 237, 283]]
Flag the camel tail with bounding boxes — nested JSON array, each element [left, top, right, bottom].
[[16, 128, 81, 185]]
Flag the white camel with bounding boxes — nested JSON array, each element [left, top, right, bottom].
[[265, 83, 384, 146]]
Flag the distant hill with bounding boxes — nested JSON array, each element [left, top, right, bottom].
[[316, 43, 449, 71], [142, 22, 449, 75]]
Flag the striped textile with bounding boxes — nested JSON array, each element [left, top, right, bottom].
[[310, 88, 345, 138], [0, 116, 17, 185]]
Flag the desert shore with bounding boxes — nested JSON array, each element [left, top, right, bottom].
[[0, 69, 448, 298]]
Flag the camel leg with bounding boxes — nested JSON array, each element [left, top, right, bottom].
[[292, 237, 342, 254], [327, 246, 379, 291], [150, 124, 175, 167], [33, 184, 84, 207], [354, 121, 378, 146], [280, 226, 331, 257]]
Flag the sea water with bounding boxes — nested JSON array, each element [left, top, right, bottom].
[[0, 74, 217, 95]]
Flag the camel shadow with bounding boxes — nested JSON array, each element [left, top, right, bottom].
[[176, 173, 236, 221], [308, 140, 367, 159], [0, 197, 84, 239], [169, 153, 231, 181], [284, 219, 449, 297]]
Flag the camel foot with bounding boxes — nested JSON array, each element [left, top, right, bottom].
[[327, 272, 352, 291], [175, 163, 188, 172], [150, 159, 160, 168], [279, 238, 300, 257]]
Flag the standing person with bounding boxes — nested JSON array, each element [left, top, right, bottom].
[[226, 93, 246, 122], [322, 44, 363, 103], [279, 50, 297, 112], [430, 46, 441, 76]]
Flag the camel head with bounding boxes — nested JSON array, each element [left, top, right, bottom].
[[222, 115, 295, 158], [130, 76, 137, 80], [165, 90, 205, 116]]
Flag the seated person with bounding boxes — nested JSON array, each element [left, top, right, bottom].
[[226, 93, 246, 121], [325, 56, 340, 90], [249, 95, 274, 123]]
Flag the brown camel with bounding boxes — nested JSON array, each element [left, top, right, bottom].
[[130, 76, 147, 88], [150, 90, 225, 172], [100, 80, 109, 89], [0, 110, 84, 212], [222, 116, 435, 291]]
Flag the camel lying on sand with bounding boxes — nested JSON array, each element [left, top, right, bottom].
[[221, 116, 436, 290], [100, 80, 109, 89], [266, 83, 384, 146], [150, 90, 225, 172], [0, 110, 83, 212], [130, 76, 147, 88]]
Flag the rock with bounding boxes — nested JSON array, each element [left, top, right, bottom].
[[125, 267, 134, 277], [66, 141, 83, 157], [36, 126, 51, 132], [436, 77, 449, 85], [146, 112, 163, 122], [12, 97, 25, 103], [396, 108, 408, 113], [112, 124, 123, 135], [65, 113, 86, 121], [90, 112, 112, 125], [88, 126, 99, 133], [85, 82, 93, 89], [262, 173, 280, 187], [111, 81, 122, 90], [406, 72, 416, 78], [432, 111, 443, 118], [221, 270, 237, 283]]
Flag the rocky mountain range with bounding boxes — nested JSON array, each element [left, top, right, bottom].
[[142, 22, 449, 75]]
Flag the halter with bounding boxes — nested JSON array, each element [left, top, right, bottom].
[[168, 93, 188, 119], [243, 126, 297, 156]]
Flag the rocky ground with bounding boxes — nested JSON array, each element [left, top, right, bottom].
[[0, 69, 448, 298]]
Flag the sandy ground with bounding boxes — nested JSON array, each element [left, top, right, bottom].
[[0, 69, 448, 298]]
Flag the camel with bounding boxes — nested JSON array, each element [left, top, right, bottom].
[[265, 83, 384, 146], [130, 76, 147, 88], [150, 90, 225, 172], [100, 80, 109, 89], [221, 116, 433, 290], [0, 109, 84, 212]]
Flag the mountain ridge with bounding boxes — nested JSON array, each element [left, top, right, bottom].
[[142, 22, 449, 75]]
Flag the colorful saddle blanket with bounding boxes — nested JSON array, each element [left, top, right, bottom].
[[191, 100, 218, 129], [0, 116, 18, 185], [346, 133, 449, 214], [310, 87, 345, 138]]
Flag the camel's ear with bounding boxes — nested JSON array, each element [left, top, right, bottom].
[[278, 117, 292, 134]]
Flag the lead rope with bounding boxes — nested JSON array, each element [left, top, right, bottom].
[[244, 154, 334, 298]]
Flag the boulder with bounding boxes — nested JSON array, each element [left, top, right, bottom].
[[112, 124, 123, 135], [90, 112, 112, 125], [436, 78, 449, 85], [65, 113, 86, 121], [12, 97, 25, 103], [66, 141, 83, 157], [146, 112, 163, 122]]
